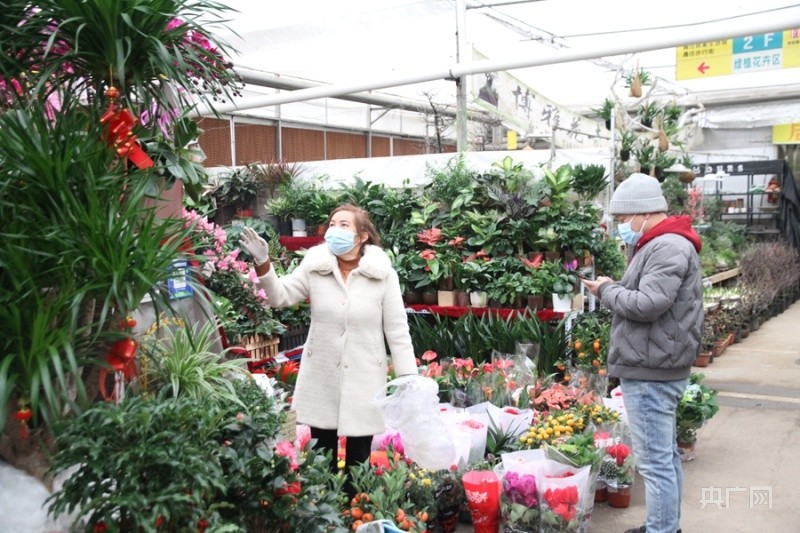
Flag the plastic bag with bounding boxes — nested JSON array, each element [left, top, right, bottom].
[[374, 375, 456, 470], [356, 519, 404, 533]]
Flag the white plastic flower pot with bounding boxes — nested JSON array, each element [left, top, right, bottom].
[[552, 293, 572, 312]]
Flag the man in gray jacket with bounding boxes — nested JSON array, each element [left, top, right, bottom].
[[583, 173, 703, 533]]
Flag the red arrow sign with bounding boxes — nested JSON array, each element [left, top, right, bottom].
[[697, 62, 710, 75]]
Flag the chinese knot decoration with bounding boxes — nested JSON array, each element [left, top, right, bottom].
[[99, 86, 153, 170], [14, 402, 33, 439], [99, 317, 139, 402]]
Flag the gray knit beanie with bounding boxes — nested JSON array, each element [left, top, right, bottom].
[[608, 173, 668, 215]]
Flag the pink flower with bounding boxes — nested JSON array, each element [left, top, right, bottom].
[[422, 350, 438, 362], [447, 236, 465, 247], [275, 440, 299, 471], [379, 432, 405, 456], [521, 254, 543, 269], [417, 227, 443, 245], [420, 249, 437, 261]]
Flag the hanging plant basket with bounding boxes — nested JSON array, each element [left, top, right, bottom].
[[679, 171, 697, 184]]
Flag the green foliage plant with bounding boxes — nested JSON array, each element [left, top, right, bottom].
[[676, 373, 719, 444], [140, 321, 248, 403], [571, 164, 609, 200]]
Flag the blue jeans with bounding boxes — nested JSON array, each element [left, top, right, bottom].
[[621, 378, 688, 533]]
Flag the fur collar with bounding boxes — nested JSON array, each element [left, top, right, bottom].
[[304, 243, 391, 280]]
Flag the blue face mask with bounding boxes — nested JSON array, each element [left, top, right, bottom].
[[325, 226, 357, 256], [617, 215, 648, 245], [616, 222, 641, 245]]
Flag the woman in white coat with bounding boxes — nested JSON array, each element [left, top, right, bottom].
[[240, 204, 418, 478]]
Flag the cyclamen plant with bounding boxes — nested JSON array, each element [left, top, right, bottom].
[[501, 471, 540, 531]]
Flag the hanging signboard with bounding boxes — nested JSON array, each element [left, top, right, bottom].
[[676, 29, 800, 80], [773, 123, 800, 144], [471, 49, 608, 149]]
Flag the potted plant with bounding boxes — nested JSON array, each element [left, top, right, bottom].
[[571, 164, 609, 201], [625, 67, 652, 98], [637, 100, 661, 129], [599, 442, 636, 508], [216, 166, 260, 217], [618, 130, 637, 162], [459, 255, 493, 307], [591, 97, 615, 130], [633, 144, 656, 176], [537, 261, 579, 312], [676, 373, 720, 459]]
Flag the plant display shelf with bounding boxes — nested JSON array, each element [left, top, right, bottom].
[[700, 159, 784, 229], [703, 267, 740, 286]]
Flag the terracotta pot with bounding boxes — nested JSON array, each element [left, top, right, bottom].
[[454, 290, 470, 307], [594, 486, 608, 503], [528, 295, 544, 311], [678, 440, 696, 462], [422, 291, 438, 305], [712, 340, 726, 357], [694, 352, 711, 368], [607, 485, 631, 508]]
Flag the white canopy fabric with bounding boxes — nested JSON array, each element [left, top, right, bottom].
[[210, 0, 800, 127], [293, 149, 609, 188]]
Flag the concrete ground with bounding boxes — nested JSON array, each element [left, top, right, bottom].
[[588, 299, 800, 533]]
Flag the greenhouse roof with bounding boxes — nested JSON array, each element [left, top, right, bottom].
[[207, 1, 800, 129]]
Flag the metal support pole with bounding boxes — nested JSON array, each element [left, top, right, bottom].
[[455, 0, 469, 152]]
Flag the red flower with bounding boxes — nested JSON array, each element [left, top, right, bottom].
[[93, 522, 108, 533], [422, 350, 438, 362], [279, 360, 299, 383], [197, 518, 209, 533], [275, 480, 302, 497], [155, 515, 165, 529], [607, 443, 631, 466], [417, 227, 443, 245], [521, 254, 542, 269], [543, 485, 579, 523]]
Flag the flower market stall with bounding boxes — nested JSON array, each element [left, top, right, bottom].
[[4, 1, 800, 532]]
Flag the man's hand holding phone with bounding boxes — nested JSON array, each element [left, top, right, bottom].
[[581, 276, 613, 296]]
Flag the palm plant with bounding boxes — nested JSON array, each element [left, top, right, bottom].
[[0, 0, 241, 473]]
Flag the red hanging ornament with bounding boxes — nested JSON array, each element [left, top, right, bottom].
[[99, 86, 153, 170], [99, 317, 139, 402], [14, 406, 32, 439]]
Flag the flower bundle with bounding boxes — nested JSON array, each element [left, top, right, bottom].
[[540, 484, 582, 532], [533, 383, 594, 413], [501, 470, 540, 532]]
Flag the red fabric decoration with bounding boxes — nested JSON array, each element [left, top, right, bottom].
[[99, 86, 153, 170]]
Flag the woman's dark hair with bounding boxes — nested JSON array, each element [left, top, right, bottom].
[[327, 204, 382, 248]]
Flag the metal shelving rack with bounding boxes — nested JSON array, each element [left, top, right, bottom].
[[695, 159, 784, 235]]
